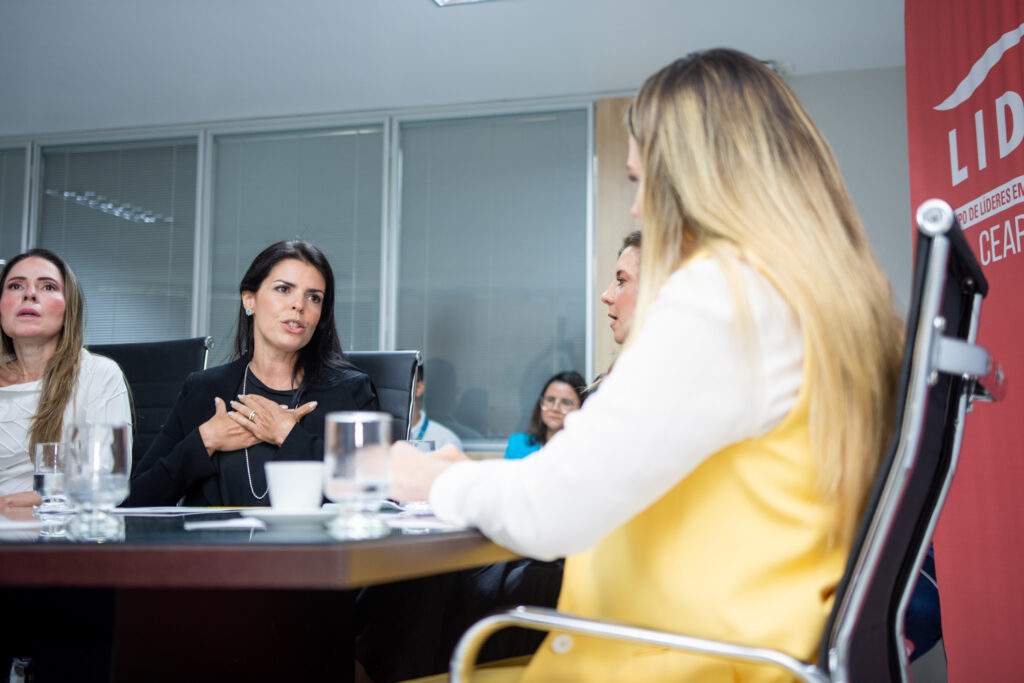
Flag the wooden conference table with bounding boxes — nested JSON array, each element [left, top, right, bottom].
[[0, 510, 519, 682]]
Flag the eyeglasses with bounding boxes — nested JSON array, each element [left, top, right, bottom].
[[539, 395, 579, 413]]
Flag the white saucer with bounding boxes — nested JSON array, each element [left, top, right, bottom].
[[239, 508, 338, 528]]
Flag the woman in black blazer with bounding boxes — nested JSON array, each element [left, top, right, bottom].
[[125, 241, 379, 507]]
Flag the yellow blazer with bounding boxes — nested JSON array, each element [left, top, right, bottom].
[[518, 365, 846, 682]]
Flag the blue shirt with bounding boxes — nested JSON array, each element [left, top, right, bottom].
[[504, 432, 541, 460]]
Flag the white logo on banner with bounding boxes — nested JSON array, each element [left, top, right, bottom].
[[935, 21, 1024, 111], [954, 175, 1024, 228]]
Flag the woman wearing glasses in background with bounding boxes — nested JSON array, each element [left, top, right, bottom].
[[504, 371, 586, 460]]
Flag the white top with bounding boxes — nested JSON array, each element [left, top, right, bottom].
[[0, 349, 132, 496], [430, 258, 805, 560], [410, 410, 464, 451]]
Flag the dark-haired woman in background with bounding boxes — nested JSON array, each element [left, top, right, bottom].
[[504, 371, 586, 460], [125, 240, 378, 507]]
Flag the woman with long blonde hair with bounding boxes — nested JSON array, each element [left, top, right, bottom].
[[392, 48, 904, 682], [0, 248, 132, 511]]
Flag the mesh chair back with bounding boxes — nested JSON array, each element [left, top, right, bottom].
[[819, 209, 989, 681], [88, 337, 213, 466], [347, 351, 421, 441]]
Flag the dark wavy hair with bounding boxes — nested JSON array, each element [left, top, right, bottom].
[[526, 370, 587, 446], [233, 240, 352, 392], [620, 229, 641, 255]]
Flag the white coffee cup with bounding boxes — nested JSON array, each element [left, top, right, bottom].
[[264, 461, 324, 511]]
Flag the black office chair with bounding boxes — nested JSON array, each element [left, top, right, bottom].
[[451, 199, 1006, 683], [347, 350, 421, 441], [88, 336, 214, 466]]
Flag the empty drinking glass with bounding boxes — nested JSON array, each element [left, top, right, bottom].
[[323, 411, 392, 539], [65, 423, 130, 542]]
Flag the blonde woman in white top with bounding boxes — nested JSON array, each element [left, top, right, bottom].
[[390, 49, 904, 682], [0, 249, 131, 512]]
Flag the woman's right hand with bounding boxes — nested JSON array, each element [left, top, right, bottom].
[[390, 442, 468, 502], [198, 397, 260, 456]]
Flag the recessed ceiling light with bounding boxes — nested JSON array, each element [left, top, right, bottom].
[[432, 0, 501, 6]]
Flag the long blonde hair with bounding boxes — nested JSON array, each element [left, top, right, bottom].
[[626, 49, 904, 546], [0, 249, 84, 455]]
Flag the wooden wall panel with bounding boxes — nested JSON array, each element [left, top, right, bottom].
[[593, 97, 641, 376]]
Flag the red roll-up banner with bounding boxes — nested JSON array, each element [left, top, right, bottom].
[[905, 2, 1024, 679]]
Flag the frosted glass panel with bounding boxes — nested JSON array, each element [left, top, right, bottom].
[[0, 148, 26, 261], [397, 110, 588, 444], [37, 140, 197, 344], [209, 126, 384, 365]]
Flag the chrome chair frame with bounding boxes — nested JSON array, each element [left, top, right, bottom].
[[451, 199, 1005, 683]]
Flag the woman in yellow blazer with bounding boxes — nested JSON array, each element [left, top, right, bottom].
[[393, 48, 905, 682]]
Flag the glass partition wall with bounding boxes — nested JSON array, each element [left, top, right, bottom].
[[209, 126, 384, 365], [397, 111, 588, 442], [2, 103, 593, 448], [37, 140, 197, 343], [0, 147, 27, 260]]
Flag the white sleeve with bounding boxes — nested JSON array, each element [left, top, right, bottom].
[[77, 352, 134, 468], [429, 259, 804, 560]]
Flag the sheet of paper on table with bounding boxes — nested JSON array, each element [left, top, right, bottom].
[[183, 518, 266, 531], [0, 517, 43, 530], [114, 506, 251, 516], [384, 514, 467, 531]]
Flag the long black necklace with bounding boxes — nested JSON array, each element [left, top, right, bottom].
[[241, 362, 299, 500]]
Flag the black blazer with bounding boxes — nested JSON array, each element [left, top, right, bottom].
[[124, 358, 379, 506]]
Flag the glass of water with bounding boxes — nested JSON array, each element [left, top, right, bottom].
[[323, 411, 392, 539], [33, 442, 69, 514], [65, 423, 130, 542]]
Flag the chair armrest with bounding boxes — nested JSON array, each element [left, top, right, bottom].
[[972, 357, 1006, 403], [450, 606, 830, 683]]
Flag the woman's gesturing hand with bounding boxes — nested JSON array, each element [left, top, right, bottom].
[[229, 394, 318, 446], [198, 397, 261, 456]]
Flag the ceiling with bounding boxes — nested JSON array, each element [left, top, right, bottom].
[[0, 0, 906, 137]]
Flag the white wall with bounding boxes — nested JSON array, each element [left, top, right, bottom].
[[0, 0, 904, 138], [790, 67, 913, 314]]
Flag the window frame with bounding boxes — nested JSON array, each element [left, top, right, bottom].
[[392, 105, 594, 450], [0, 97, 598, 447], [0, 142, 32, 257]]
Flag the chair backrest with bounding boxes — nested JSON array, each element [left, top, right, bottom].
[[347, 350, 421, 441], [88, 336, 213, 465], [819, 200, 1002, 682]]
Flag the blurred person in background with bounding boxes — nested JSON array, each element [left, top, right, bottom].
[[504, 371, 586, 459], [410, 362, 463, 450]]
